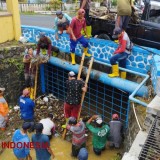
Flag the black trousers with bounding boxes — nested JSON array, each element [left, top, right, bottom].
[[84, 9, 91, 26], [93, 146, 105, 155], [72, 143, 86, 157]]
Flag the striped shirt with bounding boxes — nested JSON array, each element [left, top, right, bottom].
[[67, 121, 86, 146]]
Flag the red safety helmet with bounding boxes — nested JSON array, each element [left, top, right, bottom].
[[112, 114, 119, 120]]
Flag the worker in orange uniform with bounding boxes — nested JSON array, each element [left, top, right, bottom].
[[0, 87, 9, 131]]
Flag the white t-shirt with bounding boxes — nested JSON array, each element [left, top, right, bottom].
[[40, 118, 55, 135]]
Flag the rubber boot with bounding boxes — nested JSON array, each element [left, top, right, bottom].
[[62, 118, 69, 129], [30, 87, 34, 100], [121, 72, 126, 79], [86, 26, 92, 38], [84, 48, 91, 57], [70, 53, 76, 65], [108, 64, 119, 78], [52, 52, 58, 57]]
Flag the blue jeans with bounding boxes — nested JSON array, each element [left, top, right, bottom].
[[110, 52, 128, 68], [70, 36, 88, 53]]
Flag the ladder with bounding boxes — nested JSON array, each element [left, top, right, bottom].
[[62, 53, 94, 139]]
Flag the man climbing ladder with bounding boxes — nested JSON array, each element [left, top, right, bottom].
[[62, 52, 94, 139]]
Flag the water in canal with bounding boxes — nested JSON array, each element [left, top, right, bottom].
[[1, 134, 121, 160]]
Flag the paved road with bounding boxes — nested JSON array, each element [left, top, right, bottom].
[[20, 15, 56, 29]]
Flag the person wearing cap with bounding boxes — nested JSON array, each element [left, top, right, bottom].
[[80, 0, 92, 37], [32, 123, 55, 160], [112, 0, 132, 37], [109, 27, 131, 79], [0, 87, 9, 131], [39, 113, 55, 140], [69, 9, 91, 65], [12, 122, 32, 160], [23, 48, 37, 99], [66, 117, 86, 157], [108, 114, 124, 148], [54, 10, 72, 40], [62, 71, 87, 128], [86, 115, 110, 155], [36, 32, 59, 57], [78, 147, 88, 160], [19, 88, 35, 132]]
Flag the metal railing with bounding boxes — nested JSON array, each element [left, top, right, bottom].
[[139, 111, 160, 159], [42, 63, 130, 127]]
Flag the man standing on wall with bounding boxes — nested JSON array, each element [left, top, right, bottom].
[[62, 71, 87, 128], [19, 88, 35, 132], [112, 0, 132, 38], [69, 9, 91, 65], [0, 87, 9, 131], [80, 0, 92, 37]]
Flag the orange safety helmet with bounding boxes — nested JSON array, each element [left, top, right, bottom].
[[112, 113, 119, 120]]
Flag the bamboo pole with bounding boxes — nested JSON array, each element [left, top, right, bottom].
[[33, 61, 39, 100], [78, 57, 94, 120]]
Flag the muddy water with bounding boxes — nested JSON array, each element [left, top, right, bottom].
[[1, 135, 121, 160]]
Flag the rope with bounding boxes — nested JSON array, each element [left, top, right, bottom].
[[132, 102, 142, 131]]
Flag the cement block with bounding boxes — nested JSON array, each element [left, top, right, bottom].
[[147, 95, 160, 115], [122, 131, 148, 160], [122, 152, 139, 160]]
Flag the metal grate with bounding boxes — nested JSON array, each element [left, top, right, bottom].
[[139, 112, 160, 160], [41, 63, 130, 127]]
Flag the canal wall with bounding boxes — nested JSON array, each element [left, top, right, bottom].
[[0, 43, 35, 106]]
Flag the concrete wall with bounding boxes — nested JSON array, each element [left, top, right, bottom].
[[0, 13, 14, 43], [0, 43, 35, 106], [21, 25, 160, 74], [0, 0, 21, 43]]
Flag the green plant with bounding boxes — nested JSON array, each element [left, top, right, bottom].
[[49, 0, 62, 10], [2, 58, 24, 76], [45, 6, 51, 11], [112, 0, 117, 6]]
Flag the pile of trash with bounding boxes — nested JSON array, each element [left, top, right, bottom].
[[90, 6, 116, 20], [0, 94, 90, 143], [90, 6, 140, 24], [35, 94, 65, 134]]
